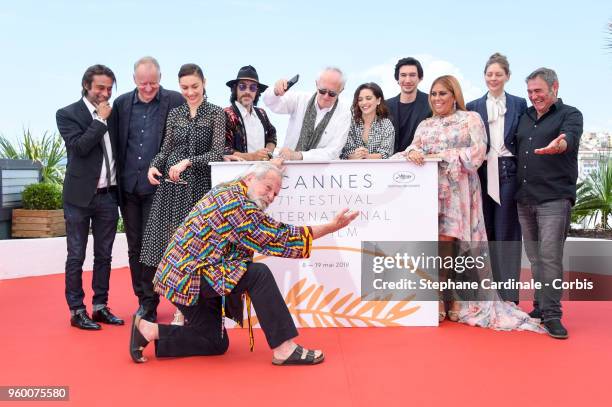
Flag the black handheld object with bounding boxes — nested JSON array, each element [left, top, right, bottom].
[[285, 74, 299, 91]]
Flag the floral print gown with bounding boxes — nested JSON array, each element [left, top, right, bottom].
[[401, 110, 543, 333]]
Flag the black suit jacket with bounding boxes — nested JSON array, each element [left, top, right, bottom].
[[56, 99, 119, 208], [386, 90, 432, 153], [111, 87, 184, 194]]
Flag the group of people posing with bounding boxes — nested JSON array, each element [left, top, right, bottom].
[[55, 53, 582, 366]]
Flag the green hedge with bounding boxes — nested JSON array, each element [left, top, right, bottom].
[[21, 183, 63, 210]]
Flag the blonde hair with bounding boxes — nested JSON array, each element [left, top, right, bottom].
[[429, 75, 466, 114]]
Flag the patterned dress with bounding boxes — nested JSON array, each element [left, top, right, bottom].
[[340, 116, 395, 159], [401, 110, 543, 332], [140, 101, 225, 267], [407, 110, 488, 241]]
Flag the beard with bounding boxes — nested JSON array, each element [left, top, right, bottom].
[[247, 190, 269, 211]]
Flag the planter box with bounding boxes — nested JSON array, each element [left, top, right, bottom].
[[0, 159, 42, 239], [12, 209, 65, 238]]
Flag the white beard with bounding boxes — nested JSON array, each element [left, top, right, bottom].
[[247, 190, 269, 211]]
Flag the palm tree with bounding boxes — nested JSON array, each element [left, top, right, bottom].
[[0, 129, 66, 184], [572, 158, 612, 229]]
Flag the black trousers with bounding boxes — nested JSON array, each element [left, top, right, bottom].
[[64, 190, 119, 311], [120, 190, 159, 312], [478, 158, 523, 302], [155, 262, 298, 357]]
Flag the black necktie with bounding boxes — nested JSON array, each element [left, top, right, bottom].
[[94, 111, 112, 187]]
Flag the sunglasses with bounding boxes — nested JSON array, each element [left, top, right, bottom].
[[317, 88, 339, 98], [238, 83, 259, 93]]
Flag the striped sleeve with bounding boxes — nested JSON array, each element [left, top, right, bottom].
[[225, 198, 313, 259]]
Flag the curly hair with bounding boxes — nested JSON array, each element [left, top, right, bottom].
[[351, 82, 389, 122]]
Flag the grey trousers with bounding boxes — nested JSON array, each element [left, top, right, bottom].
[[517, 199, 571, 321]]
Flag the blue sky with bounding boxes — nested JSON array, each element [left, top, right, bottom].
[[1, 0, 610, 145]]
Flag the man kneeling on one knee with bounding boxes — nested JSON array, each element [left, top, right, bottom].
[[130, 159, 358, 365]]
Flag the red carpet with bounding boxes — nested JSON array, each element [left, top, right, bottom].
[[0, 267, 610, 407]]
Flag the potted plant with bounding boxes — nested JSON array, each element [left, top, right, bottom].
[[0, 130, 66, 183], [12, 182, 65, 237], [570, 158, 612, 239]]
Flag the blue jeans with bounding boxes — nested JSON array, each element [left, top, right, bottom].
[[64, 191, 119, 311], [517, 199, 571, 321]]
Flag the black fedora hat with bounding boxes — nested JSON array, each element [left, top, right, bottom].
[[225, 65, 268, 92]]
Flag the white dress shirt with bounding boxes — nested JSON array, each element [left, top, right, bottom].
[[82, 97, 117, 188], [234, 102, 266, 153], [263, 88, 351, 161], [486, 93, 511, 158]]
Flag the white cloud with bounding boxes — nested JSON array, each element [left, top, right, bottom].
[[346, 54, 484, 103]]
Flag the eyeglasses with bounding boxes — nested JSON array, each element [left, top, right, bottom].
[[238, 83, 258, 93], [317, 88, 339, 98]]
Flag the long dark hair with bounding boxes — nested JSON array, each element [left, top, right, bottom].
[[351, 82, 389, 122]]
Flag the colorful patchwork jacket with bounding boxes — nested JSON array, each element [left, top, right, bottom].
[[153, 180, 312, 308]]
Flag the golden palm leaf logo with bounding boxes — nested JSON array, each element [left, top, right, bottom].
[[244, 278, 419, 328], [284, 278, 418, 327], [243, 245, 421, 327]]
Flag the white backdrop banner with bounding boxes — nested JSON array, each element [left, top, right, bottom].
[[211, 159, 439, 327]]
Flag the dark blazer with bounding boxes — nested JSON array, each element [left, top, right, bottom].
[[56, 99, 119, 208], [466, 92, 527, 155], [224, 103, 277, 155], [111, 87, 184, 192], [386, 90, 431, 153]]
